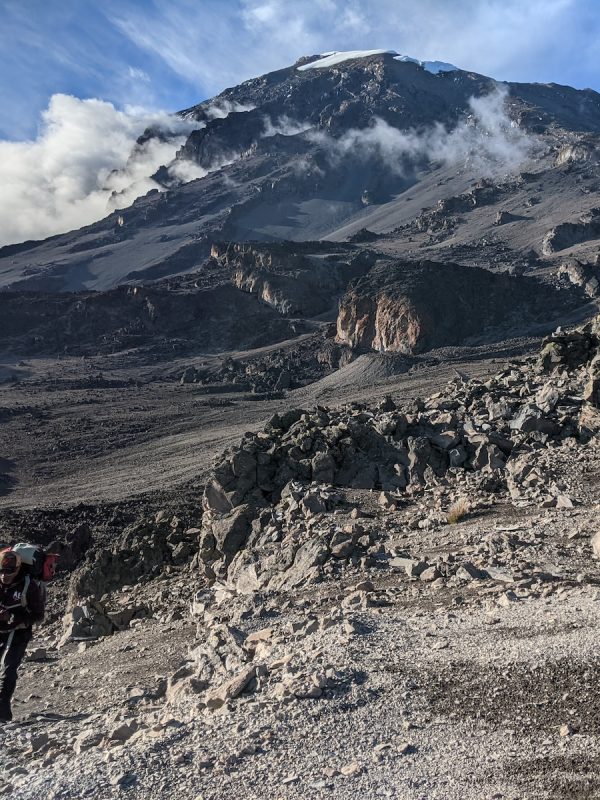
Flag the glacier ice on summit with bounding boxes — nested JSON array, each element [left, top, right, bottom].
[[297, 50, 459, 75]]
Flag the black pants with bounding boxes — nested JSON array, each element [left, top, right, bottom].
[[0, 628, 31, 718]]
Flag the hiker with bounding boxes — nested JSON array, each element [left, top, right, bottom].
[[0, 549, 46, 722]]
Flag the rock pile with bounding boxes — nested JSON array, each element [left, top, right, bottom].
[[167, 601, 355, 714], [68, 511, 199, 607], [179, 329, 347, 394], [539, 315, 600, 433], [198, 315, 600, 588], [59, 597, 149, 645]]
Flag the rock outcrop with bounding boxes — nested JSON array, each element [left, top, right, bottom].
[[336, 260, 560, 354], [210, 241, 375, 316], [542, 209, 600, 255], [192, 313, 600, 592], [68, 512, 199, 607], [0, 283, 302, 357], [199, 324, 600, 592], [555, 142, 597, 165], [557, 257, 600, 298], [539, 315, 600, 433]]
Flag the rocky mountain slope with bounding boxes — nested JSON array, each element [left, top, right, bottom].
[[0, 51, 599, 392], [3, 50, 600, 297]]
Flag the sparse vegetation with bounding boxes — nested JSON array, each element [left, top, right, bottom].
[[447, 497, 470, 524]]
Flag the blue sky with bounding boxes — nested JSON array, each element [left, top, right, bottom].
[[1, 0, 600, 141]]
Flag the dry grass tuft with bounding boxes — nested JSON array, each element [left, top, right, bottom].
[[446, 497, 470, 525]]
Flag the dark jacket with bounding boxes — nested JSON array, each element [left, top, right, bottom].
[[0, 570, 45, 632]]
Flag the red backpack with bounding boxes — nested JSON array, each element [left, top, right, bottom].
[[12, 543, 59, 582]]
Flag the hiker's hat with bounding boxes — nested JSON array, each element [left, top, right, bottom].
[[0, 549, 22, 578]]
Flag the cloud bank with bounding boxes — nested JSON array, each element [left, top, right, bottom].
[[0, 95, 195, 247], [0, 96, 314, 247]]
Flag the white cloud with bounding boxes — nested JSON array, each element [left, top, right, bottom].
[[205, 101, 256, 119], [245, 2, 279, 25], [0, 94, 195, 247], [0, 93, 266, 245], [127, 66, 151, 83], [311, 86, 537, 177], [262, 115, 313, 137], [168, 159, 209, 183]]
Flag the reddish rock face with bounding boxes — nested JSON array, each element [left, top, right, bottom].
[[336, 292, 376, 351], [337, 292, 431, 354], [336, 259, 559, 355], [372, 295, 429, 353]]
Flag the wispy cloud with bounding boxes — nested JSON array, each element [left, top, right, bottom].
[[108, 1, 258, 96], [108, 0, 591, 99], [0, 0, 196, 139], [310, 86, 537, 178], [262, 115, 313, 138]]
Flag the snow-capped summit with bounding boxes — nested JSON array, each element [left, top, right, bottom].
[[393, 54, 459, 75], [297, 49, 459, 75]]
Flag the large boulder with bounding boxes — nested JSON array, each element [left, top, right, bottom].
[[583, 354, 600, 406], [211, 505, 254, 560], [509, 404, 561, 436]]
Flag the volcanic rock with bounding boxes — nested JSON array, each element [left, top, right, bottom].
[[336, 260, 559, 355]]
